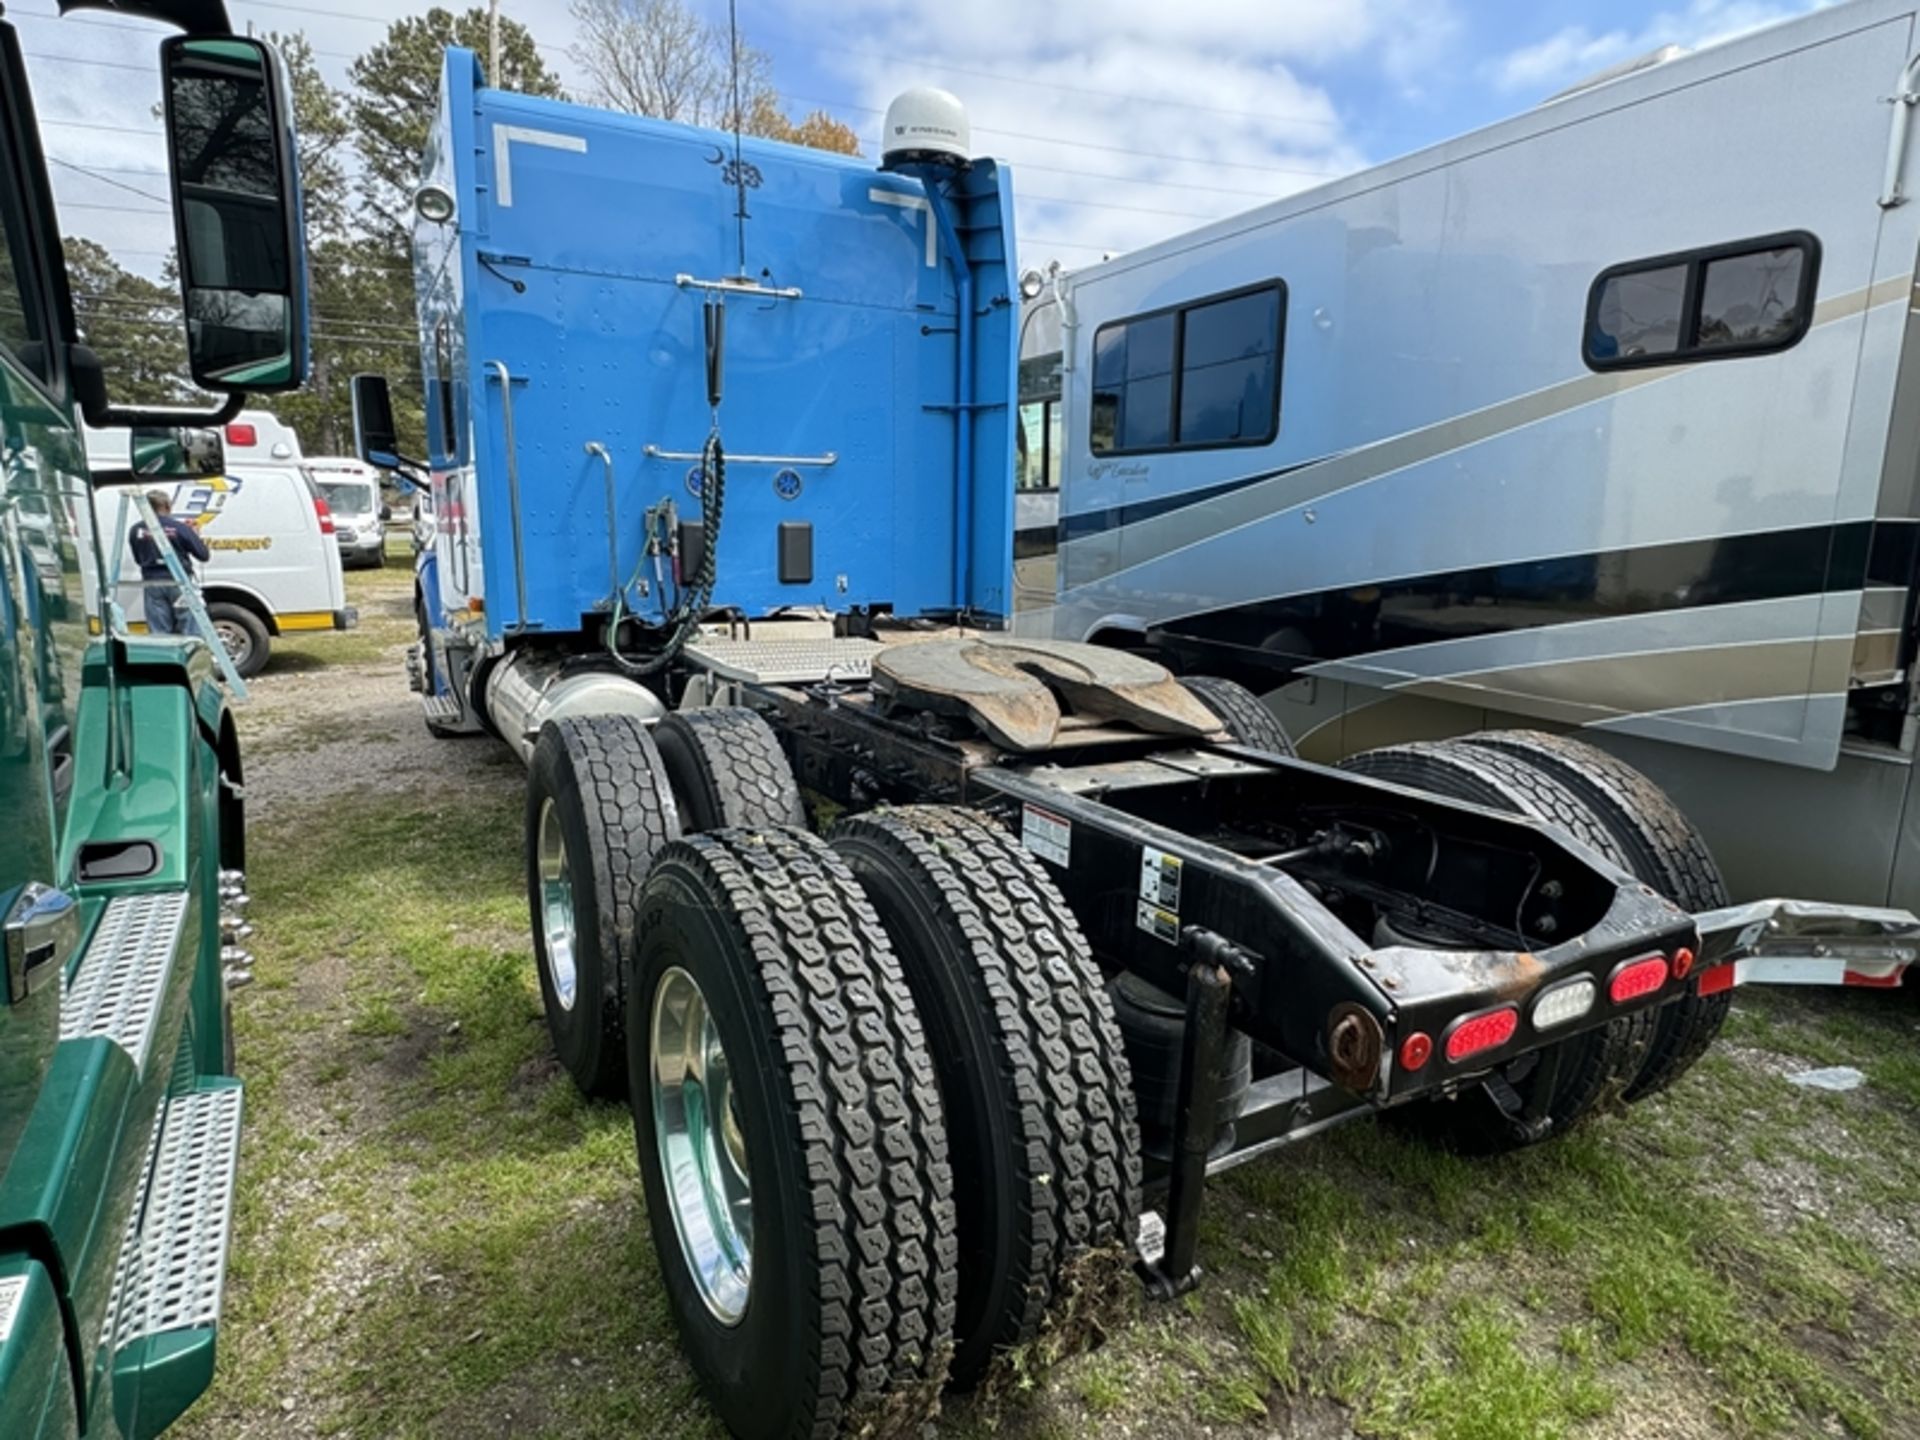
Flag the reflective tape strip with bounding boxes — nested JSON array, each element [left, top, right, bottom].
[[1696, 956, 1909, 995]]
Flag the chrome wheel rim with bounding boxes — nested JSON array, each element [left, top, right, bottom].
[[536, 798, 578, 1011], [651, 966, 752, 1325], [213, 620, 250, 666]]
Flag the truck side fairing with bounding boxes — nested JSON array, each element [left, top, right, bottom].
[[1034, 1, 1920, 775], [419, 50, 1017, 643]]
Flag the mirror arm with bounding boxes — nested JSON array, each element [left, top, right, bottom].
[[70, 341, 245, 430], [83, 392, 246, 432]]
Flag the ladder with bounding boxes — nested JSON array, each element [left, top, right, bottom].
[[107, 490, 249, 700]]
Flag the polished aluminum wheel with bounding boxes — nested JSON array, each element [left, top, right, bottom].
[[536, 798, 578, 1011], [651, 965, 752, 1324]]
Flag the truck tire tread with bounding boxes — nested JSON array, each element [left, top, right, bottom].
[[832, 805, 1140, 1387], [526, 715, 679, 1097], [654, 707, 806, 832], [1182, 675, 1296, 757], [1339, 742, 1654, 1143], [631, 827, 957, 1439], [1459, 731, 1730, 1100]]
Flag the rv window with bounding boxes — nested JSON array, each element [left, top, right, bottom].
[[1696, 245, 1806, 351], [1017, 347, 1062, 493], [1180, 288, 1280, 445], [1091, 281, 1284, 455], [1584, 232, 1818, 370], [1590, 264, 1685, 361]]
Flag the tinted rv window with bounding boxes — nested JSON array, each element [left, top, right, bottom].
[[1697, 245, 1806, 350], [1092, 282, 1283, 455], [1585, 232, 1818, 370]]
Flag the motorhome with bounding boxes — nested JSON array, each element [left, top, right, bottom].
[[1016, 0, 1920, 910]]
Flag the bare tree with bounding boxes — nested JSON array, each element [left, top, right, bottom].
[[568, 0, 857, 153], [570, 0, 770, 127]]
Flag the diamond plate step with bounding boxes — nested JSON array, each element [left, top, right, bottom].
[[682, 635, 883, 685], [422, 693, 462, 724], [61, 893, 188, 1073], [104, 1085, 244, 1351]]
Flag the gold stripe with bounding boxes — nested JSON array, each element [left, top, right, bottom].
[[277, 611, 340, 632]]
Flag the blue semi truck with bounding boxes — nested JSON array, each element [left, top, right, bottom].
[[352, 49, 1920, 1440]]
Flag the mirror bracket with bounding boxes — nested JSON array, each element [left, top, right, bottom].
[[73, 340, 245, 428]]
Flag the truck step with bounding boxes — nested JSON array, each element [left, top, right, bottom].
[[683, 635, 883, 685], [104, 1083, 244, 1351], [422, 693, 463, 724], [61, 893, 188, 1074]]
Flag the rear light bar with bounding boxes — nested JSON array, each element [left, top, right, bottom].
[[1608, 954, 1669, 1004], [1531, 976, 1595, 1030], [1444, 1005, 1518, 1064]]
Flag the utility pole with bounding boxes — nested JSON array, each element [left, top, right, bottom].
[[488, 0, 501, 86]]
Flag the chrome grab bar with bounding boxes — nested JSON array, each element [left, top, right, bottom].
[[644, 444, 837, 466], [486, 360, 531, 631], [674, 273, 803, 299], [584, 441, 621, 607]]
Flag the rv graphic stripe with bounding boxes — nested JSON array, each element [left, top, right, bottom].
[[1146, 518, 1913, 675], [1055, 457, 1334, 545], [1058, 273, 1913, 587]]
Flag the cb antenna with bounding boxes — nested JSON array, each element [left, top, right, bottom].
[[727, 0, 748, 277]]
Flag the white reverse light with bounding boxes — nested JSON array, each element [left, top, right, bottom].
[[1532, 977, 1596, 1030]]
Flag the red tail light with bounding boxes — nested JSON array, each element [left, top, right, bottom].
[[1399, 1032, 1433, 1072], [314, 495, 335, 535], [1671, 946, 1696, 981], [225, 421, 257, 447], [1444, 1005, 1518, 1064], [1608, 954, 1669, 1004]]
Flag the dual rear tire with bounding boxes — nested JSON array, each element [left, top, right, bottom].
[[526, 708, 1142, 1436], [1341, 730, 1729, 1150]]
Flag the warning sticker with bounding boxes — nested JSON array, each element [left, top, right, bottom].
[[1021, 803, 1072, 867], [1136, 900, 1180, 945], [1139, 846, 1182, 911]]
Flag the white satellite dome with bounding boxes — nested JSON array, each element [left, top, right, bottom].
[[880, 87, 972, 172]]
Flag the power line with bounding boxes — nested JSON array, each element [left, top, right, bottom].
[[49, 157, 168, 206]]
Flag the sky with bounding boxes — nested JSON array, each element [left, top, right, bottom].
[[15, 0, 1838, 286]]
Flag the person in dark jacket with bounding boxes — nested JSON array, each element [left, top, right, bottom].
[[128, 489, 211, 636]]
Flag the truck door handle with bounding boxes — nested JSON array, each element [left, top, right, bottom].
[[5, 883, 79, 1004]]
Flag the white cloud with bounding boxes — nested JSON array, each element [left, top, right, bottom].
[[1489, 0, 1833, 94], [780, 0, 1450, 265]]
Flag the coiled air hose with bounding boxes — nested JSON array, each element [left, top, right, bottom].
[[608, 431, 724, 675]]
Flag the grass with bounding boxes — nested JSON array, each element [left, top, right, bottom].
[[178, 559, 1920, 1438]]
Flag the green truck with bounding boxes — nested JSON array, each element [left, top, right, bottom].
[[0, 5, 309, 1436]]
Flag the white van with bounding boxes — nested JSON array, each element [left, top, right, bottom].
[[303, 456, 389, 568], [92, 464, 355, 678], [219, 408, 304, 464]]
